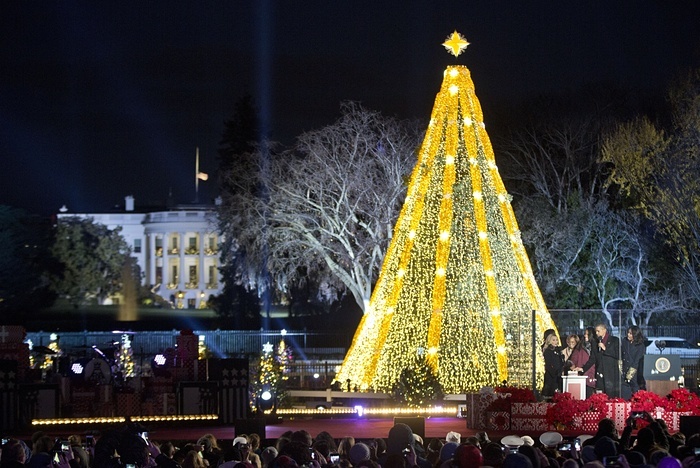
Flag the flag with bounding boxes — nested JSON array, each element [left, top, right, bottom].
[[211, 358, 249, 422]]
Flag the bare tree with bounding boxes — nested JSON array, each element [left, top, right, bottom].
[[219, 102, 420, 313], [497, 96, 681, 319], [601, 69, 700, 307]]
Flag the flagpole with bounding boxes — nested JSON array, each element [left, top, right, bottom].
[[195, 147, 200, 203]]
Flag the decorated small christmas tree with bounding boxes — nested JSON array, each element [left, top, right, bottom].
[[251, 342, 282, 414], [336, 32, 557, 394], [114, 333, 135, 379]]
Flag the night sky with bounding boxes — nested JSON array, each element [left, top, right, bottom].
[[2, 1, 699, 215]]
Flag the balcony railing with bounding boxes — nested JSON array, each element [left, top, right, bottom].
[[185, 247, 199, 255], [185, 280, 199, 289]]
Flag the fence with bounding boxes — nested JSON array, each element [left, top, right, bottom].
[[24, 329, 351, 360], [550, 309, 700, 344]]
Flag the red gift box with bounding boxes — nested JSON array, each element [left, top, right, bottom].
[[511, 402, 552, 431], [605, 402, 631, 433], [486, 411, 511, 431], [512, 402, 549, 416], [0, 342, 30, 380], [176, 334, 198, 360], [116, 392, 140, 416], [575, 411, 603, 432], [156, 393, 176, 415]]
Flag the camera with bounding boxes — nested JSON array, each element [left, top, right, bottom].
[[573, 438, 581, 451], [1, 438, 9, 445], [85, 435, 94, 447], [557, 442, 571, 451], [330, 452, 340, 463]]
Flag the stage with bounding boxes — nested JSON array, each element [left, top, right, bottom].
[[23, 416, 586, 446]]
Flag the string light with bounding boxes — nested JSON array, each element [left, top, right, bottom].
[[336, 57, 557, 394]]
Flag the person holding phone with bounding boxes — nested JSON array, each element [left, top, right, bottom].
[[68, 434, 90, 468]]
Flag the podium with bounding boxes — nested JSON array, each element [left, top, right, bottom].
[[562, 374, 588, 400], [643, 354, 681, 397]]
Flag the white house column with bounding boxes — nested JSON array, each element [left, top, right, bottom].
[[179, 232, 185, 289], [148, 234, 157, 286], [161, 233, 169, 289], [198, 232, 205, 307]]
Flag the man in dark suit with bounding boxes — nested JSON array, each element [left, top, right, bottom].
[[595, 323, 622, 398]]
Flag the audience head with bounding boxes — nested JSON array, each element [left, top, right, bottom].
[[503, 452, 534, 468], [446, 431, 461, 444], [454, 443, 483, 468], [1, 438, 27, 464], [387, 424, 413, 455], [261, 446, 278, 467], [593, 436, 617, 461], [439, 442, 458, 463], [349, 443, 371, 465]]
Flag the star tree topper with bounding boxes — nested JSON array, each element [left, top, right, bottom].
[[442, 30, 469, 57]]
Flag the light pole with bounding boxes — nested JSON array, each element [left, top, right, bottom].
[[577, 284, 584, 330]]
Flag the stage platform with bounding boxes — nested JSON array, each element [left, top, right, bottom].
[[21, 416, 591, 446]]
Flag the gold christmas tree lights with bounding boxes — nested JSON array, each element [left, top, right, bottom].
[[335, 34, 557, 394]]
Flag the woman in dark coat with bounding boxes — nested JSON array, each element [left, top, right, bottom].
[[542, 332, 564, 400], [622, 325, 645, 398], [575, 326, 599, 398]]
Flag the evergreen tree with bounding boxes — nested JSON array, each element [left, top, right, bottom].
[[0, 206, 55, 317], [215, 94, 264, 326], [50, 217, 131, 308]]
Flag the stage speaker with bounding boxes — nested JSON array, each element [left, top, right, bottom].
[[234, 418, 266, 440], [680, 416, 700, 437], [394, 417, 425, 441]]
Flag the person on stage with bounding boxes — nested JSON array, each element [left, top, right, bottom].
[[621, 325, 645, 398], [594, 322, 622, 398], [542, 332, 564, 400], [572, 327, 598, 397]]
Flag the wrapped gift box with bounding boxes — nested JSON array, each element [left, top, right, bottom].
[[0, 342, 30, 380], [486, 411, 511, 431], [512, 402, 549, 416], [465, 392, 500, 429], [512, 415, 555, 432], [511, 402, 552, 431], [96, 384, 112, 403], [176, 334, 199, 361], [155, 392, 177, 415], [575, 411, 603, 432], [655, 409, 689, 432], [116, 392, 140, 416], [0, 325, 26, 344], [605, 402, 631, 433]]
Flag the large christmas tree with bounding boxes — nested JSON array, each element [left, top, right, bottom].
[[336, 32, 558, 394]]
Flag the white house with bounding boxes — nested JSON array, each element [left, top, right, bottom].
[[57, 196, 222, 309]]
